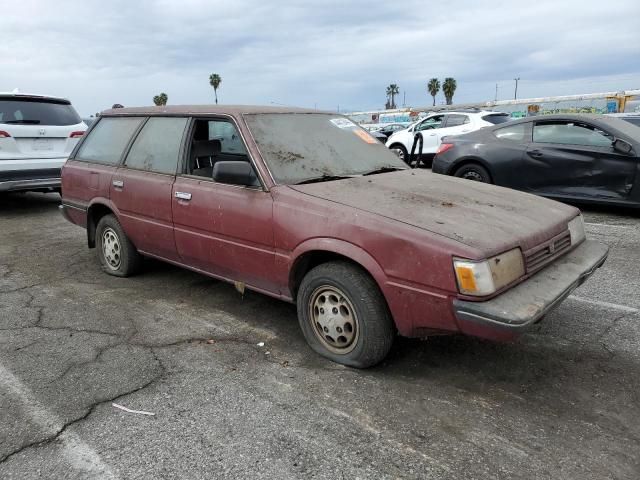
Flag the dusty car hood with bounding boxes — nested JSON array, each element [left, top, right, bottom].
[[290, 169, 579, 255]]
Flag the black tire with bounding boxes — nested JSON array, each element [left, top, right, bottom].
[[389, 144, 409, 165], [453, 163, 491, 183], [297, 261, 395, 368], [95, 214, 142, 277]]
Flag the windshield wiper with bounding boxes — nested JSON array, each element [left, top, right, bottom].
[[362, 166, 407, 176], [3, 119, 42, 124], [295, 174, 355, 185]]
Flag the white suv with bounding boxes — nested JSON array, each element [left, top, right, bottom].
[[0, 92, 86, 193], [385, 110, 511, 165]]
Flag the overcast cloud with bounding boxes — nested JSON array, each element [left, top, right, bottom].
[[2, 0, 639, 115]]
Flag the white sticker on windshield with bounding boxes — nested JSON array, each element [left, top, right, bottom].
[[329, 118, 356, 129]]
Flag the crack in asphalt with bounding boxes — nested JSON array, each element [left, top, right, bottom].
[[0, 372, 162, 466]]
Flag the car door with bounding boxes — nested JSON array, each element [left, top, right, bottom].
[[172, 117, 277, 294], [441, 113, 473, 138], [523, 120, 636, 198], [110, 116, 188, 262], [413, 114, 446, 153]]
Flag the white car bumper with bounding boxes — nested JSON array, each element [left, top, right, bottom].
[[0, 157, 66, 192]]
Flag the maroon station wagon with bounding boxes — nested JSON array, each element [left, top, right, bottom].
[[60, 105, 609, 367]]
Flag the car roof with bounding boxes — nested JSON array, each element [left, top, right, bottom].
[[101, 104, 325, 117], [425, 110, 506, 117], [0, 92, 71, 104], [493, 113, 640, 141]]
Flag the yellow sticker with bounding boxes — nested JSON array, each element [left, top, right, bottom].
[[353, 129, 378, 144]]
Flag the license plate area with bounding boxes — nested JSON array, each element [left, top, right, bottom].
[[32, 139, 53, 151]]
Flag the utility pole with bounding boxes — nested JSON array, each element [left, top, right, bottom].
[[403, 91, 406, 107], [514, 77, 520, 100], [495, 83, 498, 102]]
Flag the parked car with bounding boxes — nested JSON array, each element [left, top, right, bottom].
[[369, 129, 388, 143], [374, 123, 408, 139], [386, 110, 511, 165], [61, 105, 608, 367], [432, 114, 640, 208], [605, 112, 640, 127], [0, 92, 86, 193]]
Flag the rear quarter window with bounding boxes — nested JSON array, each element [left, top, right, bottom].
[[75, 117, 144, 165], [483, 114, 511, 125], [494, 123, 528, 142], [0, 98, 81, 126]]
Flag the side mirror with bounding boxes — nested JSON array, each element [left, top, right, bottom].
[[212, 161, 257, 186], [613, 138, 633, 155]]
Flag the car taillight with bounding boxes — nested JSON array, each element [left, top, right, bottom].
[[436, 143, 454, 155], [69, 131, 84, 138], [0, 131, 11, 138]]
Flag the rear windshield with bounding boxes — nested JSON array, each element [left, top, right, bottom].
[[482, 114, 511, 125], [244, 113, 406, 184], [0, 98, 81, 126]]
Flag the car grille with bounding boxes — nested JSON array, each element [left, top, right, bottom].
[[523, 231, 572, 273]]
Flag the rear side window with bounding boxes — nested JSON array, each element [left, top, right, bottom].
[[483, 114, 511, 125], [533, 122, 613, 147], [76, 117, 143, 165], [0, 98, 82, 126], [494, 123, 528, 143], [125, 117, 188, 174], [445, 114, 470, 127], [622, 117, 640, 127]]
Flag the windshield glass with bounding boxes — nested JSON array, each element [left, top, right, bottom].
[[244, 113, 407, 184], [0, 98, 82, 126]]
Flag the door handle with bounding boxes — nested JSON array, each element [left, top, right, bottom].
[[429, 133, 436, 136], [112, 179, 124, 188], [175, 191, 192, 201], [529, 150, 544, 158]]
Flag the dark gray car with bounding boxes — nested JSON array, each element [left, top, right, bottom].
[[432, 114, 640, 208]]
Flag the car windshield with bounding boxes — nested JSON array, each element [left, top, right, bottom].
[[0, 98, 82, 126], [244, 113, 407, 184]]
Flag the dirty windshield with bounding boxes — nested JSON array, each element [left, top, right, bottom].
[[244, 113, 407, 184]]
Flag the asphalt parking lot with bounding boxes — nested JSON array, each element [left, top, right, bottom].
[[1, 189, 639, 480]]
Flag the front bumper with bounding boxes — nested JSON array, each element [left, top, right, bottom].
[[453, 240, 609, 332]]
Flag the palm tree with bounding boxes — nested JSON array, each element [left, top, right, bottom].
[[153, 93, 168, 106], [385, 84, 400, 109], [209, 73, 222, 104], [427, 78, 441, 106], [442, 77, 457, 105]]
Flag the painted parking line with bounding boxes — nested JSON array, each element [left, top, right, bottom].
[[568, 295, 639, 314], [0, 362, 118, 478]]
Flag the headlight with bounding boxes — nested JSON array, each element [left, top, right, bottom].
[[453, 248, 525, 296], [568, 215, 586, 245]]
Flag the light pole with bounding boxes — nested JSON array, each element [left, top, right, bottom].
[[514, 77, 520, 100]]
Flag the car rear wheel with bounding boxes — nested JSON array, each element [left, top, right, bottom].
[[297, 261, 394, 368], [389, 144, 409, 165], [96, 214, 142, 277], [454, 163, 491, 183]]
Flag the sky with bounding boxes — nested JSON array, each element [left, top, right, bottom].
[[2, 0, 639, 116]]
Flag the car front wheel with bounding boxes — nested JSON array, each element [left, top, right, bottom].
[[96, 214, 142, 277], [454, 163, 491, 183], [297, 261, 395, 368], [388, 144, 409, 165]]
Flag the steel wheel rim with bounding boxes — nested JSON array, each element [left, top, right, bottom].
[[462, 170, 483, 181], [309, 285, 359, 354], [101, 227, 122, 270]]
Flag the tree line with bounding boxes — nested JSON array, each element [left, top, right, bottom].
[[150, 73, 222, 106], [385, 77, 458, 109]]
